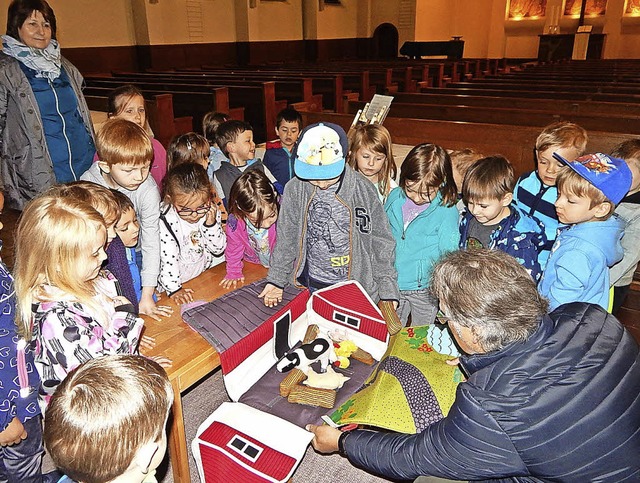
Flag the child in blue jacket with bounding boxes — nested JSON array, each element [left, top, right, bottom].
[[539, 152, 632, 311], [459, 156, 546, 282], [385, 143, 460, 325], [513, 122, 587, 269]]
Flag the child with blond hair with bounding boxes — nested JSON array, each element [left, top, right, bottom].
[[513, 122, 588, 269], [539, 152, 632, 310], [347, 124, 397, 204], [13, 195, 164, 408]]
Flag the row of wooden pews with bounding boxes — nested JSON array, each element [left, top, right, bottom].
[[81, 57, 509, 143]]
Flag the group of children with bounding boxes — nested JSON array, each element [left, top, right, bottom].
[[0, 79, 639, 482]]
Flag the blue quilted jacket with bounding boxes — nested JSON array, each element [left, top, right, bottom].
[[459, 204, 546, 283], [342, 303, 640, 482]]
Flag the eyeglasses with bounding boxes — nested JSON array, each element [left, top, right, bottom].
[[177, 203, 211, 216]]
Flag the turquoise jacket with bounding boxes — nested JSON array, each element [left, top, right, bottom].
[[385, 187, 460, 291]]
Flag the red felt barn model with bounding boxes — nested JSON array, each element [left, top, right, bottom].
[[189, 280, 389, 483]]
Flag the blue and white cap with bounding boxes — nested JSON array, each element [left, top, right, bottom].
[[293, 122, 348, 180]]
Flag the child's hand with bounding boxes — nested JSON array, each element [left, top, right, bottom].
[[258, 284, 283, 307], [205, 203, 218, 226], [139, 334, 156, 351], [150, 355, 172, 368], [112, 295, 132, 307], [139, 292, 173, 321], [0, 417, 27, 446], [220, 276, 245, 290], [170, 288, 194, 305]]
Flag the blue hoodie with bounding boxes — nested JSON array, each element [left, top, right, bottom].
[[385, 187, 460, 291], [459, 204, 547, 283], [539, 215, 625, 311]]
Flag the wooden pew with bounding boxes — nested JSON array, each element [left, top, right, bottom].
[[445, 81, 640, 96], [114, 71, 323, 113], [297, 111, 633, 179], [392, 92, 640, 117], [84, 93, 192, 147], [85, 78, 274, 142], [418, 86, 640, 104], [349, 99, 640, 135]]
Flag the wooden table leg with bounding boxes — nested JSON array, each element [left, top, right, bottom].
[[168, 378, 191, 483]]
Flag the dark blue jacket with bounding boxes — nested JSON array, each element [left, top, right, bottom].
[[342, 303, 640, 482], [459, 204, 546, 283], [263, 141, 294, 187]]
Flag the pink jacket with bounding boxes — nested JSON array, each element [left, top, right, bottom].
[[224, 214, 277, 279]]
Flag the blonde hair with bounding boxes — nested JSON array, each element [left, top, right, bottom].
[[399, 143, 458, 207], [535, 121, 588, 154], [44, 355, 173, 483], [48, 181, 121, 228], [347, 124, 397, 198], [97, 118, 153, 168], [462, 156, 515, 202], [14, 195, 107, 339], [106, 84, 153, 137], [556, 168, 614, 218], [166, 132, 210, 171]]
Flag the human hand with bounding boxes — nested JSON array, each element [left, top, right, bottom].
[[170, 288, 194, 305], [139, 294, 173, 321], [139, 334, 156, 351], [112, 295, 132, 307], [0, 417, 27, 446], [150, 355, 172, 368], [446, 357, 460, 366], [305, 424, 342, 454], [219, 276, 245, 290], [205, 203, 217, 225], [258, 284, 283, 307]]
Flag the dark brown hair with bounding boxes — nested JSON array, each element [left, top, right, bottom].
[[202, 112, 231, 145], [276, 108, 302, 130], [228, 170, 278, 229], [6, 0, 56, 40], [215, 120, 253, 157], [162, 162, 213, 204], [399, 143, 457, 207], [166, 132, 210, 171]]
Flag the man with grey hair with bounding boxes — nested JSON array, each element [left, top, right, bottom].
[[307, 249, 640, 482]]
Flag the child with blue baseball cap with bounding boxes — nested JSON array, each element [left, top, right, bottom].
[[539, 152, 632, 311], [259, 122, 400, 316]]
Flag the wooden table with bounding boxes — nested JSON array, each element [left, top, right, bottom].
[[140, 262, 268, 483]]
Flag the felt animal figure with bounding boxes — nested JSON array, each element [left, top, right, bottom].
[[276, 335, 336, 373], [333, 340, 358, 369], [304, 366, 350, 390]]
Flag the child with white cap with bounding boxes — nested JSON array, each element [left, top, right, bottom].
[[259, 122, 399, 312], [539, 152, 632, 311]]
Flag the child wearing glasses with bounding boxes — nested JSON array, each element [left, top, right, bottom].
[[384, 143, 460, 326], [158, 163, 227, 304]]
